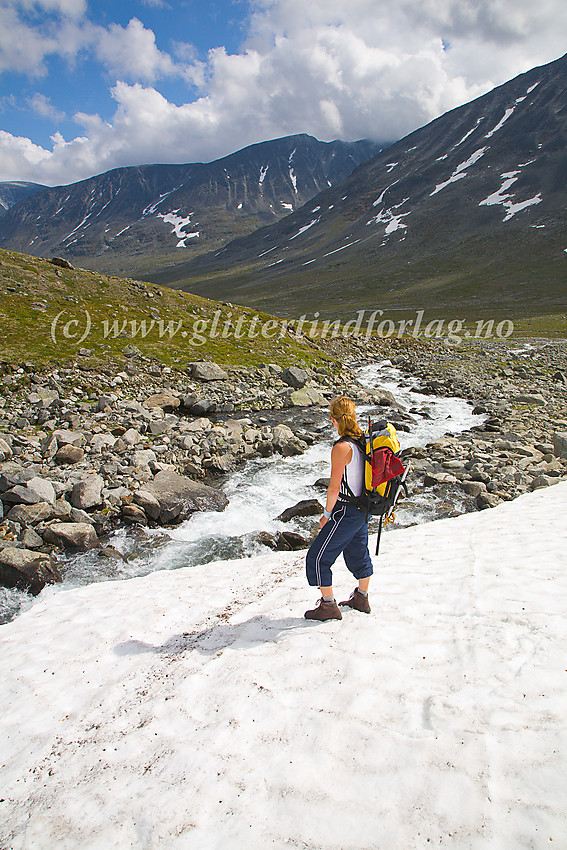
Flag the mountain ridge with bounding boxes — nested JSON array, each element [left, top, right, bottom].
[[145, 53, 567, 320], [0, 135, 383, 278]]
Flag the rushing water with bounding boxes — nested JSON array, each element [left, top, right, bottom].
[[0, 360, 486, 624]]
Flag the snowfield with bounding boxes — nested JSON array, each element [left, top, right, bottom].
[[1, 483, 567, 849]]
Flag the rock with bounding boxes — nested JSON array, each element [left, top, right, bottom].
[[513, 393, 547, 406], [20, 527, 44, 549], [52, 429, 84, 447], [281, 366, 308, 389], [96, 395, 114, 412], [98, 546, 127, 562], [276, 531, 311, 550], [89, 434, 116, 453], [133, 489, 161, 521], [2, 485, 42, 505], [133, 449, 157, 468], [26, 476, 56, 504], [41, 434, 59, 459], [7, 502, 55, 526], [476, 492, 502, 510], [551, 371, 567, 385], [122, 428, 141, 446], [145, 470, 228, 524], [423, 471, 458, 487], [70, 507, 95, 525], [190, 399, 217, 416], [50, 256, 74, 269], [553, 432, 567, 459], [531, 475, 556, 490], [0, 437, 12, 461], [70, 474, 104, 510], [43, 522, 99, 549], [122, 504, 148, 525], [290, 387, 325, 406], [461, 481, 487, 497], [187, 361, 229, 382], [276, 499, 323, 522], [0, 547, 61, 595], [143, 392, 181, 411], [149, 418, 176, 436]]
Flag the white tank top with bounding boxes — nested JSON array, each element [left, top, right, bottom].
[[338, 439, 365, 500]]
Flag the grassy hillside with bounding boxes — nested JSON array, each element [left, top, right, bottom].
[[0, 249, 340, 369]]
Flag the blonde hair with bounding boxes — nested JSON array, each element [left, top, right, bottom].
[[329, 396, 363, 439]]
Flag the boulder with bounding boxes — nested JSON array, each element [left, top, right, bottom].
[[89, 434, 116, 453], [7, 502, 55, 526], [0, 546, 62, 595], [43, 522, 99, 549], [50, 256, 74, 270], [26, 476, 56, 504], [553, 431, 567, 459], [513, 393, 547, 406], [41, 434, 59, 459], [133, 449, 157, 468], [2, 485, 42, 505], [122, 504, 148, 525], [143, 392, 181, 411], [187, 361, 228, 382], [145, 470, 228, 524], [70, 474, 104, 510], [0, 437, 12, 461], [276, 499, 324, 522], [290, 387, 325, 407], [52, 429, 85, 447], [133, 489, 161, 521], [281, 366, 308, 388]]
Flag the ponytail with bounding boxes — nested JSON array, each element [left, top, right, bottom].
[[329, 396, 363, 439]]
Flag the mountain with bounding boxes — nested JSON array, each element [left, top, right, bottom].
[[0, 135, 382, 277], [145, 54, 567, 320], [0, 181, 46, 216]]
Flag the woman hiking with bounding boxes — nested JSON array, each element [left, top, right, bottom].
[[304, 396, 373, 621]]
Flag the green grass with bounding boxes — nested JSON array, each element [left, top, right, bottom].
[[0, 249, 339, 369]]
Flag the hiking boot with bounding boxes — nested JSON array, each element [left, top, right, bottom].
[[339, 588, 371, 613], [304, 598, 342, 621]]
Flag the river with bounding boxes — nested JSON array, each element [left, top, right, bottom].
[[0, 360, 485, 624]]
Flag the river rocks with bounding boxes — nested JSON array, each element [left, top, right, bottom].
[[70, 475, 104, 510], [145, 470, 228, 524], [26, 476, 56, 504], [276, 499, 323, 522], [133, 489, 161, 521], [0, 546, 62, 595], [43, 522, 99, 549]]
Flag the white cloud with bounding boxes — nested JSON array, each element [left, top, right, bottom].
[[93, 17, 179, 82], [27, 92, 66, 121], [1, 0, 566, 184]]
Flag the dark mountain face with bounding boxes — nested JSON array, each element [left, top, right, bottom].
[[0, 182, 46, 216], [0, 135, 382, 276], [147, 54, 567, 320]]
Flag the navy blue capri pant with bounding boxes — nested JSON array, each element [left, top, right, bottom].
[[306, 502, 374, 588]]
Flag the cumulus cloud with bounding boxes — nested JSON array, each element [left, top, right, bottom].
[[93, 17, 179, 82], [1, 0, 566, 183]]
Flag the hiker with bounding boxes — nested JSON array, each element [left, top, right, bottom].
[[304, 396, 373, 621]]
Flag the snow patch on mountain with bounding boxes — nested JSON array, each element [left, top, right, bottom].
[[430, 147, 488, 196], [479, 170, 543, 221], [288, 217, 320, 241], [259, 166, 269, 185], [157, 211, 199, 246]]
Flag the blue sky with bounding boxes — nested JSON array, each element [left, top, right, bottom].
[[0, 0, 565, 185]]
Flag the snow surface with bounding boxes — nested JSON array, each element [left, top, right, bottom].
[[2, 484, 567, 848], [157, 212, 199, 247]]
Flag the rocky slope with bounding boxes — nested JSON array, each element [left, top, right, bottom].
[[148, 53, 567, 319], [0, 182, 46, 216], [0, 135, 381, 278]]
